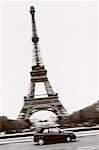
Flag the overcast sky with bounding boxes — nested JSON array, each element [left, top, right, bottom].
[[0, 1, 98, 119]]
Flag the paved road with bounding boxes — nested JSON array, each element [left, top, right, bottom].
[[0, 135, 99, 150]]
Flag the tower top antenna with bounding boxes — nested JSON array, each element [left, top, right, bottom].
[[30, 6, 42, 66]]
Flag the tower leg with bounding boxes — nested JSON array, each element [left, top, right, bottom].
[[27, 81, 35, 98], [44, 79, 55, 96]]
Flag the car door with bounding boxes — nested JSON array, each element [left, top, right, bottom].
[[43, 129, 50, 143], [49, 128, 63, 143], [59, 130, 66, 142]]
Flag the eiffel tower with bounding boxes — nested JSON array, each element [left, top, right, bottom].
[[18, 6, 67, 121]]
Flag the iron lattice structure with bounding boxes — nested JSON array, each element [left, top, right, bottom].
[[18, 6, 67, 120]]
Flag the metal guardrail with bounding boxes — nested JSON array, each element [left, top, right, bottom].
[[0, 125, 99, 139], [0, 132, 33, 139], [65, 125, 99, 132], [0, 128, 99, 145]]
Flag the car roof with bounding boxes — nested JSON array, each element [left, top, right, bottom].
[[35, 126, 60, 132], [39, 126, 60, 129]]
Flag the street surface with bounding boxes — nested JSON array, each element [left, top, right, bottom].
[[0, 135, 99, 150]]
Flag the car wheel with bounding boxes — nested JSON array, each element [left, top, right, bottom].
[[38, 138, 44, 145], [66, 136, 71, 142]]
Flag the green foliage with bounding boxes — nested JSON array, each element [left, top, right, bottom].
[[57, 101, 99, 127], [0, 116, 30, 132]]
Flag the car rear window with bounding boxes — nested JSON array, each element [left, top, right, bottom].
[[43, 129, 49, 133]]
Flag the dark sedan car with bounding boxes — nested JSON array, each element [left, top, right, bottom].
[[33, 127, 76, 145]]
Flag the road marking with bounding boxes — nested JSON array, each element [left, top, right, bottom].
[[77, 145, 99, 150]]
